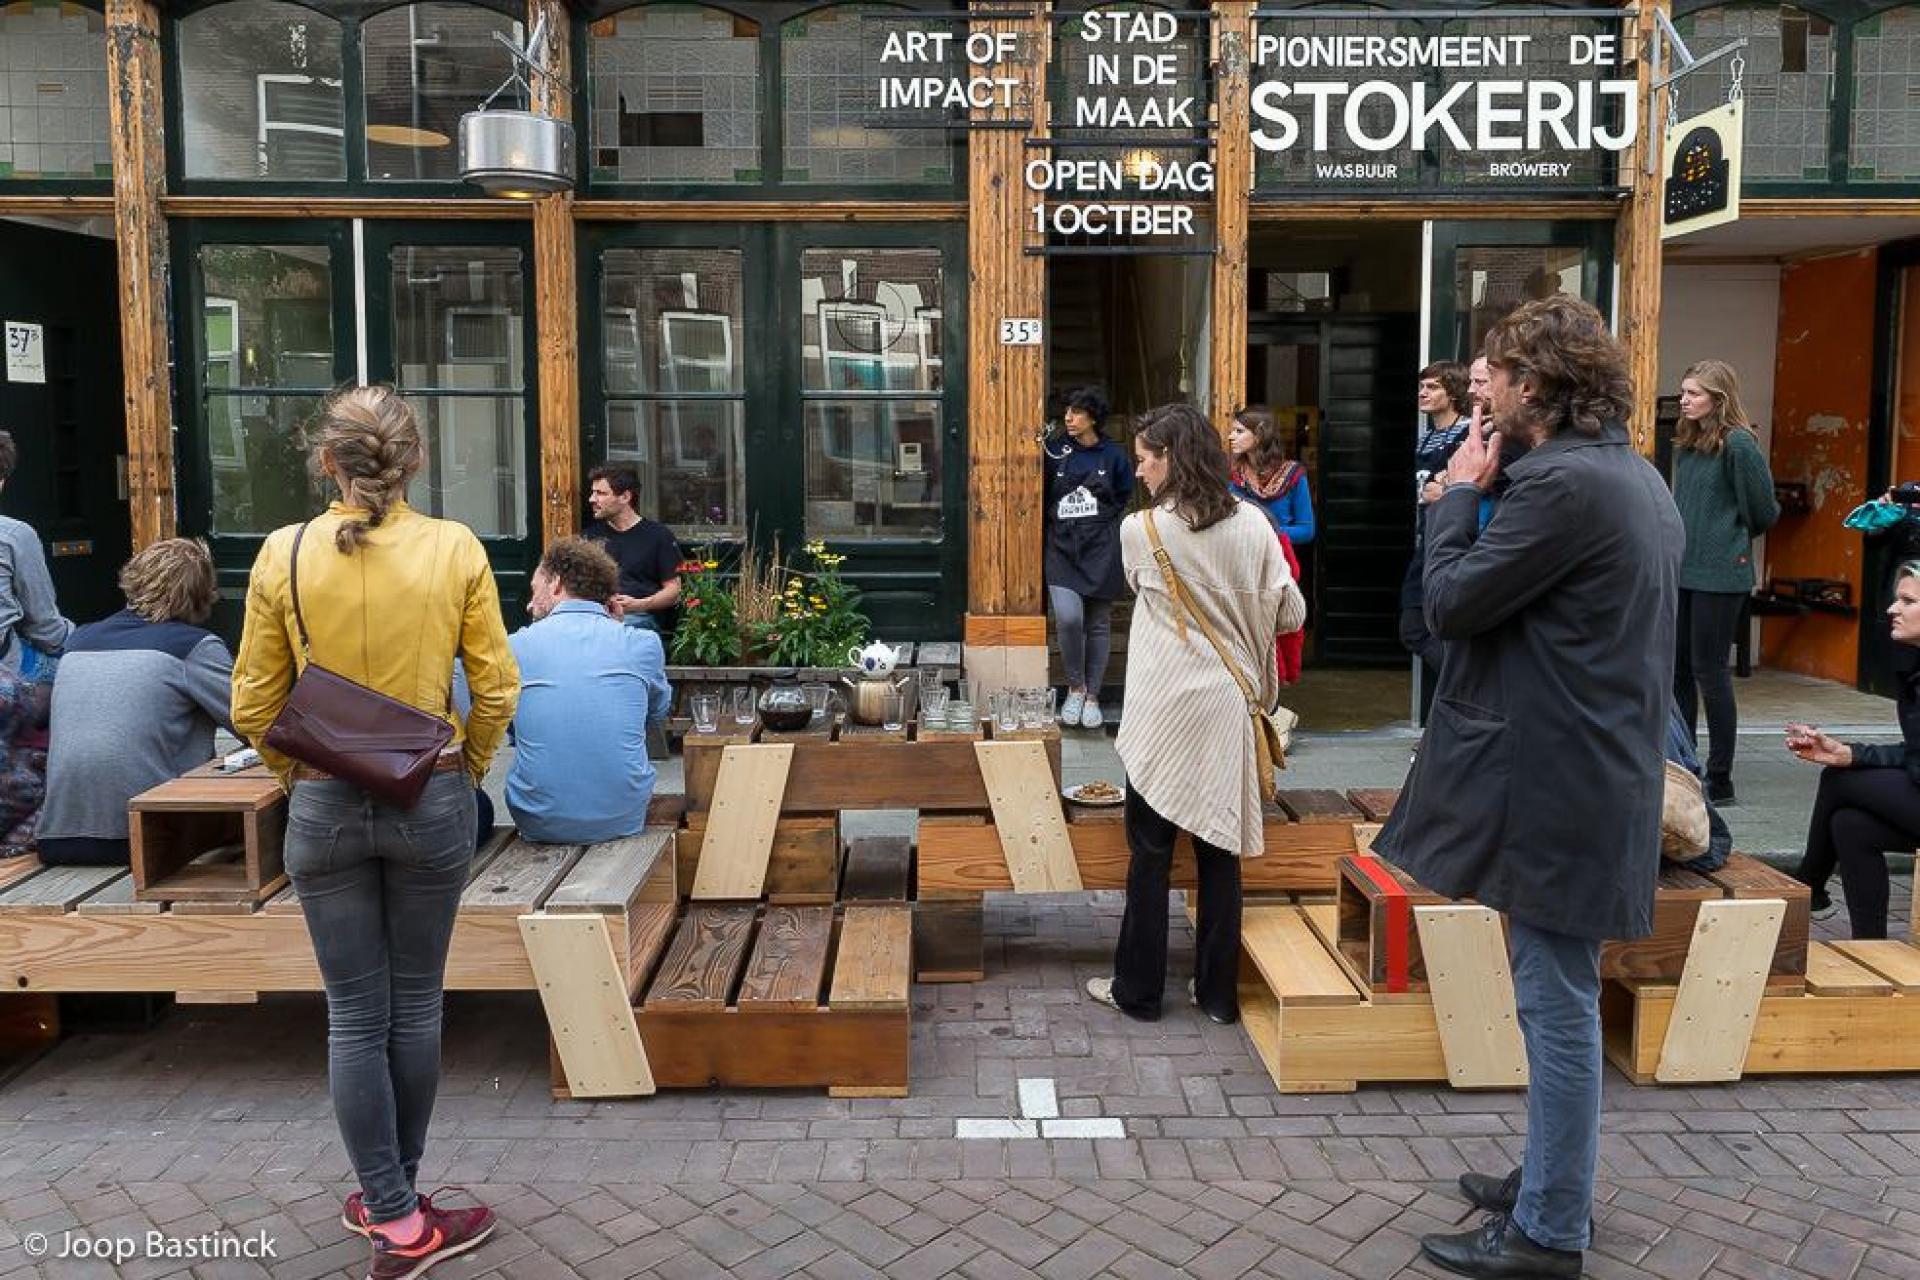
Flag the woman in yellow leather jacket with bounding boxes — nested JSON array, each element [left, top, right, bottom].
[[232, 385, 518, 1277]]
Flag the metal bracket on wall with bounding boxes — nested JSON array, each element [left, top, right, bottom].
[[1645, 10, 1749, 174]]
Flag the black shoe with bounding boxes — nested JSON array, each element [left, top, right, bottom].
[[1459, 1168, 1521, 1213], [1706, 775, 1736, 806], [1421, 1214, 1581, 1280]]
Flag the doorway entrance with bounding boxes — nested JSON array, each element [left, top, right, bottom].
[[0, 218, 131, 626]]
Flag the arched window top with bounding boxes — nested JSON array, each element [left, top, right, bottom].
[[588, 2, 763, 185], [1, 0, 110, 181], [781, 2, 955, 185], [179, 0, 347, 180], [1850, 2, 1920, 182], [1674, 2, 1834, 182]]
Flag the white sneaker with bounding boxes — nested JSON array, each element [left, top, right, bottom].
[[1187, 978, 1198, 1008], [1086, 976, 1119, 1009], [1081, 700, 1104, 730], [1060, 690, 1086, 726]]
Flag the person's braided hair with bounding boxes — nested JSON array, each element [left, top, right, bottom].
[[310, 385, 425, 553]]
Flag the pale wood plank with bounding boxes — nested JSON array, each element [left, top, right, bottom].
[[690, 744, 793, 901], [828, 905, 911, 1010], [545, 830, 674, 914], [737, 906, 833, 1011], [1805, 941, 1896, 997], [1834, 939, 1920, 993], [1656, 899, 1786, 1084], [974, 740, 1082, 893], [175, 990, 258, 1004], [75, 874, 164, 916], [0, 865, 125, 914], [170, 899, 262, 916], [0, 856, 43, 894], [1241, 907, 1359, 1007], [459, 837, 584, 915], [1414, 905, 1529, 1090], [519, 913, 654, 1098], [1351, 823, 1381, 855], [129, 775, 282, 812]]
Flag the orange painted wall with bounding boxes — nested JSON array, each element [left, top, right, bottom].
[[1760, 247, 1877, 683]]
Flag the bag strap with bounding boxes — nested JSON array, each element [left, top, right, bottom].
[[1143, 507, 1263, 715], [288, 520, 312, 658]]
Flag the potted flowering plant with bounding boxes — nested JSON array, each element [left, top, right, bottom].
[[669, 554, 738, 665], [748, 541, 868, 669], [670, 540, 869, 669]]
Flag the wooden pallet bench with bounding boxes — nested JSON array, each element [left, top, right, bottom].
[[1604, 873, 1920, 1085], [632, 901, 912, 1096], [0, 828, 678, 1099], [1237, 850, 1811, 1094]]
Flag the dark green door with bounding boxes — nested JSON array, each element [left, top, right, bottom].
[[0, 220, 130, 627], [1428, 220, 1615, 364], [580, 221, 966, 639]]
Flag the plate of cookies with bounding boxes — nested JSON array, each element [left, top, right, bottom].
[[1063, 780, 1124, 807]]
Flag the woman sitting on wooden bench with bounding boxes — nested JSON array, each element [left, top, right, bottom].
[[1788, 559, 1920, 940], [38, 539, 232, 866]]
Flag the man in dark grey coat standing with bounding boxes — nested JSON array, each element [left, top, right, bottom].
[[1374, 297, 1682, 1280]]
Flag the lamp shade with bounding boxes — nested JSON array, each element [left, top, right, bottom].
[[459, 109, 574, 196]]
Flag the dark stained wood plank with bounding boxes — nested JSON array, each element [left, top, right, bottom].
[[914, 900, 984, 983], [737, 906, 833, 1011], [841, 836, 911, 902], [1276, 789, 1363, 824], [634, 1008, 907, 1090], [644, 905, 756, 1011], [1346, 788, 1402, 823]]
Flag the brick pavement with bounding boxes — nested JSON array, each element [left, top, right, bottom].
[[1, 887, 1917, 1278]]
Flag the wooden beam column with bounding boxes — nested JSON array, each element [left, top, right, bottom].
[[1616, 0, 1668, 460], [964, 3, 1049, 692], [530, 0, 580, 546], [1210, 0, 1254, 435], [105, 0, 174, 547]]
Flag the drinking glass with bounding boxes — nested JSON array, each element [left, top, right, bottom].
[[994, 689, 1019, 733], [803, 682, 830, 722], [881, 690, 906, 732], [691, 693, 720, 734], [946, 701, 974, 733], [955, 679, 972, 708], [1019, 688, 1048, 729], [921, 685, 950, 718], [731, 685, 755, 727], [917, 668, 945, 709]]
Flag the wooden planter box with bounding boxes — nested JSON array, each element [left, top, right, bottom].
[[129, 768, 287, 904]]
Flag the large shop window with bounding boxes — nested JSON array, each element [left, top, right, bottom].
[[0, 0, 109, 180], [600, 247, 747, 537], [361, 3, 520, 180], [800, 248, 943, 541], [198, 243, 337, 533], [173, 0, 520, 185], [179, 0, 345, 180], [781, 6, 952, 185], [1850, 5, 1920, 182], [1675, 3, 1834, 182], [589, 5, 761, 185], [389, 245, 529, 535]]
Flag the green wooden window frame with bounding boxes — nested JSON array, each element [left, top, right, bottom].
[[578, 219, 969, 635], [174, 216, 542, 636], [577, 0, 967, 199], [163, 0, 530, 196]]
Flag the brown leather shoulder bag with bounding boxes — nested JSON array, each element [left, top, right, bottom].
[[262, 521, 455, 808]]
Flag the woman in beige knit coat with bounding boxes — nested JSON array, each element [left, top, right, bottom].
[[1086, 404, 1306, 1025]]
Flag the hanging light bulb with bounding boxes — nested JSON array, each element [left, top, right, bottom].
[[459, 15, 575, 197]]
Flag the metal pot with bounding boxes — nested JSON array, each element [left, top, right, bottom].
[[839, 673, 909, 726]]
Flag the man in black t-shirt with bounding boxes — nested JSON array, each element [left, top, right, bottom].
[[582, 464, 683, 633]]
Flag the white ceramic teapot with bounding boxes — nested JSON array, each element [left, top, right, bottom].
[[847, 640, 901, 677]]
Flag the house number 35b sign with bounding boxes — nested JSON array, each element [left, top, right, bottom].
[[999, 318, 1043, 346]]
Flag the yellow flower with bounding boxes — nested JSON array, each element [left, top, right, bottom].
[[703, 559, 718, 570]]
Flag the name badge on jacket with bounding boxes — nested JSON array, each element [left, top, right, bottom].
[[1056, 486, 1099, 520]]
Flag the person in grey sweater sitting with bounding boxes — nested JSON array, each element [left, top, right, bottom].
[[37, 540, 234, 866], [0, 430, 75, 673]]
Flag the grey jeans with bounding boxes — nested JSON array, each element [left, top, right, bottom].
[[287, 770, 475, 1225], [1509, 919, 1603, 1252], [1048, 585, 1113, 692]]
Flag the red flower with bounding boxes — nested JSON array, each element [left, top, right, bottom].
[[686, 597, 702, 608]]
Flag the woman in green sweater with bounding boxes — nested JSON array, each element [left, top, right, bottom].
[[1672, 360, 1780, 805]]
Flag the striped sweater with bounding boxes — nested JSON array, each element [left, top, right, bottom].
[[1115, 500, 1307, 856]]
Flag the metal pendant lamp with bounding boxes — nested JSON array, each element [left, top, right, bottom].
[[459, 15, 574, 198]]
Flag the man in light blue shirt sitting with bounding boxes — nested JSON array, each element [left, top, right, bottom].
[[507, 537, 671, 844]]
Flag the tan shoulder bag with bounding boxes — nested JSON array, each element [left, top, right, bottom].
[[1143, 507, 1289, 801]]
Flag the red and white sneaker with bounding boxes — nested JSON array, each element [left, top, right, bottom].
[[364, 1192, 495, 1280], [343, 1192, 444, 1238]]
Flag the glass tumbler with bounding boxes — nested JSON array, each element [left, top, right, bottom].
[[691, 693, 720, 734], [994, 689, 1019, 733], [881, 689, 906, 732], [731, 685, 755, 727]]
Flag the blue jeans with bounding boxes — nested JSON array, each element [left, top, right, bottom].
[[286, 770, 475, 1225], [623, 612, 660, 633], [1509, 919, 1602, 1252]]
